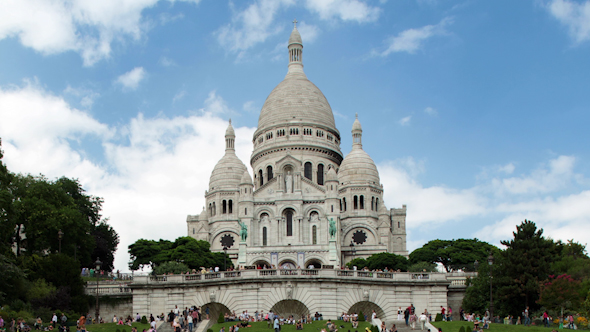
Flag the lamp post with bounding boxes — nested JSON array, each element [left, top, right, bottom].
[[474, 260, 479, 271], [350, 241, 356, 259], [95, 258, 102, 324], [488, 252, 494, 324], [223, 246, 228, 271], [58, 229, 63, 253]]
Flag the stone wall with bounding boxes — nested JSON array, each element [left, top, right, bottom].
[[88, 297, 134, 322]]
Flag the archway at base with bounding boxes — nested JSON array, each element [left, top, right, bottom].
[[253, 260, 271, 268], [271, 300, 310, 320], [304, 259, 322, 269], [202, 302, 231, 322], [348, 301, 386, 322]]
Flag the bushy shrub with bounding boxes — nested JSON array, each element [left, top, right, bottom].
[[358, 311, 365, 322], [207, 329, 214, 332], [218, 312, 224, 324], [465, 326, 470, 332], [122, 329, 127, 332], [371, 326, 379, 332], [459, 326, 465, 332], [435, 313, 443, 322], [116, 328, 121, 332], [141, 316, 148, 324]]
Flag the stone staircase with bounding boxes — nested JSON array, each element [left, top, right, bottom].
[[155, 319, 210, 332]]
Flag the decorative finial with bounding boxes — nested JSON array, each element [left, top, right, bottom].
[[355, 113, 358, 119], [229, 118, 232, 125], [293, 19, 298, 29]]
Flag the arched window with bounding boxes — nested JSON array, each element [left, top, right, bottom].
[[259, 169, 263, 186], [398, 221, 401, 228], [376, 198, 379, 210], [222, 200, 227, 214], [353, 196, 358, 210], [209, 203, 212, 216], [317, 164, 324, 185], [285, 210, 293, 236], [263, 227, 267, 246], [228, 200, 233, 214], [371, 197, 375, 211], [192, 228, 195, 234], [331, 205, 334, 212], [304, 162, 312, 180], [212, 202, 216, 216], [312, 225, 317, 245], [343, 197, 347, 211], [360, 195, 364, 209], [340, 199, 342, 211], [245, 208, 247, 215], [267, 166, 273, 181]]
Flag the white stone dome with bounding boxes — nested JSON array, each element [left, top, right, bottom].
[[257, 74, 336, 132], [209, 122, 248, 190], [240, 170, 253, 185], [338, 148, 380, 185]]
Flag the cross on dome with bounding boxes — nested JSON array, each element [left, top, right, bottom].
[[293, 19, 298, 29]]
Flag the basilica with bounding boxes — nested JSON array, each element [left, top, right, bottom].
[[187, 23, 408, 269]]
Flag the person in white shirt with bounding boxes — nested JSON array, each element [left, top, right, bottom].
[[187, 314, 193, 332], [419, 313, 427, 330]]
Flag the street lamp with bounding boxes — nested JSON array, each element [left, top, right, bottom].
[[350, 241, 356, 258], [474, 260, 479, 271], [58, 229, 63, 253], [488, 252, 494, 324], [223, 246, 228, 271], [95, 258, 102, 324]]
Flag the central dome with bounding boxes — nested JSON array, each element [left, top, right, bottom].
[[256, 24, 337, 135], [257, 75, 336, 130]]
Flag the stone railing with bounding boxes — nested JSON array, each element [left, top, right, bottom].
[[447, 272, 477, 288], [84, 283, 132, 296], [132, 270, 451, 285]]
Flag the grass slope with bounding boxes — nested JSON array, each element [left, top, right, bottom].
[[210, 320, 374, 332], [82, 322, 151, 332], [431, 321, 566, 332]]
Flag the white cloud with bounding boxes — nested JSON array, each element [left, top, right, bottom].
[[0, 81, 254, 273], [377, 17, 452, 56], [115, 67, 146, 90], [497, 163, 515, 175], [304, 0, 381, 23], [399, 115, 411, 126], [159, 56, 177, 67], [0, 0, 201, 66], [547, 0, 590, 43], [63, 85, 100, 109], [297, 22, 320, 43], [215, 0, 295, 57], [243, 100, 258, 113], [202, 91, 233, 115], [424, 106, 437, 115], [172, 90, 186, 103]]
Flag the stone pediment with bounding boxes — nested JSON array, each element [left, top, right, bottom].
[[301, 176, 326, 194], [275, 154, 302, 170]]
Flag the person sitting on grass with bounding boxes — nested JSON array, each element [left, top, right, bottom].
[[296, 321, 303, 330]]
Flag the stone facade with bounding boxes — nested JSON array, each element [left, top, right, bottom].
[[187, 23, 408, 269]]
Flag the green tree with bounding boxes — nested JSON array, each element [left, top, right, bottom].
[[461, 251, 503, 315], [91, 221, 120, 272], [0, 139, 16, 256], [498, 220, 557, 314], [153, 261, 190, 275], [410, 238, 494, 272], [408, 261, 437, 272], [346, 257, 368, 269], [128, 237, 231, 271], [0, 254, 27, 304], [366, 252, 408, 271], [538, 274, 582, 317]]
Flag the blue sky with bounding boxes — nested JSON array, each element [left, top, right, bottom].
[[1, 0, 589, 271]]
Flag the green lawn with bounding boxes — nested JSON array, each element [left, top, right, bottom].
[[430, 321, 576, 332], [210, 320, 374, 332], [82, 322, 151, 332]]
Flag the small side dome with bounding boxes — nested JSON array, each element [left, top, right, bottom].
[[339, 148, 380, 185], [240, 170, 253, 185], [352, 113, 362, 132], [209, 154, 248, 190], [326, 167, 338, 182]]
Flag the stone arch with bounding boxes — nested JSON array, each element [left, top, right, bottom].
[[279, 259, 297, 269], [303, 205, 324, 218], [201, 302, 231, 322], [348, 301, 386, 321], [255, 208, 275, 219], [271, 300, 310, 319], [304, 258, 323, 269], [279, 205, 300, 217], [252, 259, 271, 268]]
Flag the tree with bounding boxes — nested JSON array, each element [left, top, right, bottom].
[[498, 220, 557, 314], [366, 252, 408, 271], [153, 261, 190, 275], [0, 139, 16, 256], [346, 257, 368, 269], [128, 237, 231, 271], [91, 221, 120, 272], [410, 239, 494, 272], [538, 274, 582, 317], [408, 261, 437, 272], [0, 254, 27, 304], [462, 252, 503, 315]]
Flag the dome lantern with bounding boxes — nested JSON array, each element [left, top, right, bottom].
[[225, 119, 235, 151], [288, 19, 304, 75], [352, 113, 362, 148]]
